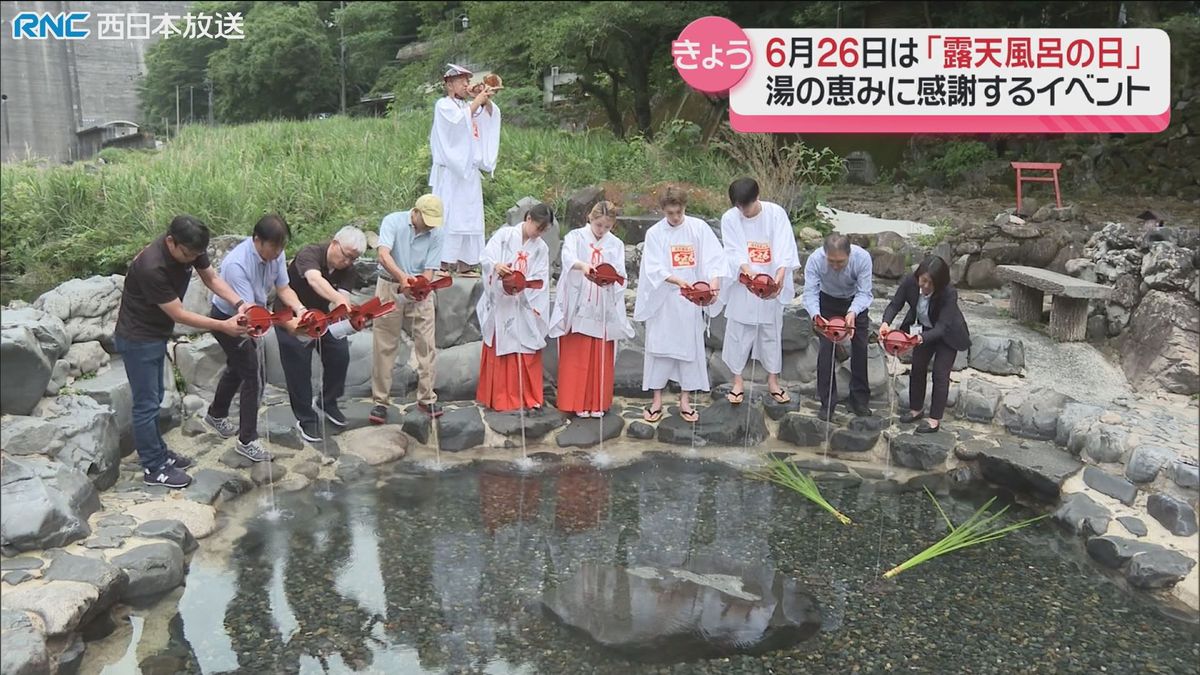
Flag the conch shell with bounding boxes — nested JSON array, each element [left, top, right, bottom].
[[471, 73, 504, 94]]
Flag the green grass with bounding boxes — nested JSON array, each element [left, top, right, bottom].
[[1, 113, 740, 288]]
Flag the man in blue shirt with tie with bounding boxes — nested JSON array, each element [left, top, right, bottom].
[[803, 233, 874, 420]]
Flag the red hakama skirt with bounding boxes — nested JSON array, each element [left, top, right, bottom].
[[476, 338, 544, 411], [555, 332, 615, 414]]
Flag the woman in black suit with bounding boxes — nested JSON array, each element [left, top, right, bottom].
[[880, 255, 971, 433]]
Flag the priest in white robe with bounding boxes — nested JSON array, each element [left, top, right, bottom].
[[475, 204, 554, 411], [632, 187, 729, 425], [548, 201, 635, 418], [719, 178, 800, 405], [429, 64, 500, 274]]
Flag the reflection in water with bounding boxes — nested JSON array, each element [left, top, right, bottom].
[[98, 458, 1200, 675]]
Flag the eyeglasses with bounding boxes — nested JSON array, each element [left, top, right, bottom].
[[335, 241, 360, 263]]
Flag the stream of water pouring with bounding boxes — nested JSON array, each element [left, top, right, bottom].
[[875, 348, 900, 579], [255, 336, 281, 520], [312, 334, 335, 501]]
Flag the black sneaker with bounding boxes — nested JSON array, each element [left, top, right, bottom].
[[296, 420, 322, 443], [417, 402, 444, 419], [164, 450, 194, 470], [850, 402, 873, 417], [313, 397, 347, 427], [817, 407, 835, 422], [368, 405, 389, 425], [143, 465, 192, 489]]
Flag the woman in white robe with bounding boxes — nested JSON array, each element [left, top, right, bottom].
[[549, 201, 635, 418], [475, 204, 554, 411], [632, 187, 729, 424]]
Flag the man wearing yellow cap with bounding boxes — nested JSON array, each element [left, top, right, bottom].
[[370, 194, 448, 422], [429, 63, 499, 276]]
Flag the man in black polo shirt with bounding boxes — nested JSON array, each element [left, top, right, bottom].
[[115, 215, 250, 488], [276, 225, 364, 443]]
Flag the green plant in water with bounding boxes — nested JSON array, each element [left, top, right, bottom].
[[883, 488, 1047, 579], [748, 456, 852, 525]]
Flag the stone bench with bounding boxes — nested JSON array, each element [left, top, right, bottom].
[[996, 265, 1112, 342]]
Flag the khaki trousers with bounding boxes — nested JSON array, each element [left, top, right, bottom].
[[371, 278, 437, 405]]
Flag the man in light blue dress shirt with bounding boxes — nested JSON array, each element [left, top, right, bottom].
[[803, 233, 874, 419], [369, 194, 447, 423]]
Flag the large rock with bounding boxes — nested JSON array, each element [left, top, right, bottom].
[[1121, 290, 1200, 395], [0, 456, 100, 552], [956, 377, 1002, 423], [1141, 241, 1195, 292], [1, 326, 52, 415], [540, 561, 821, 663], [998, 387, 1074, 441], [434, 277, 483, 348], [1124, 445, 1176, 484], [434, 341, 483, 402], [1125, 549, 1197, 589], [1052, 492, 1111, 537], [33, 395, 121, 490], [64, 341, 109, 377], [1146, 493, 1198, 537], [124, 500, 216, 539], [976, 440, 1083, 502], [565, 185, 604, 227], [135, 519, 198, 553], [1081, 466, 1137, 506], [1085, 535, 1158, 569], [1068, 422, 1128, 464], [1055, 403, 1104, 447], [32, 275, 124, 346], [556, 414, 625, 449], [1167, 458, 1200, 490], [780, 306, 813, 352], [0, 306, 69, 363], [612, 341, 648, 398], [656, 399, 768, 447], [42, 553, 128, 626], [485, 407, 567, 439], [173, 334, 226, 397], [184, 469, 253, 505], [0, 415, 65, 458], [829, 417, 881, 453], [777, 414, 834, 448], [71, 365, 133, 452], [111, 542, 186, 600], [0, 580, 98, 636], [438, 405, 485, 452], [968, 336, 1025, 376], [890, 431, 956, 470], [0, 609, 48, 675], [870, 247, 907, 279], [338, 425, 409, 465], [965, 259, 999, 289]]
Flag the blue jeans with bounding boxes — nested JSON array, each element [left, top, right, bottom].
[[115, 335, 169, 472]]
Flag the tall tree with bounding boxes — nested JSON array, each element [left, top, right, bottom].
[[207, 2, 339, 122]]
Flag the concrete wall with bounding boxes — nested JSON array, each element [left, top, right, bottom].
[[1, 1, 188, 163]]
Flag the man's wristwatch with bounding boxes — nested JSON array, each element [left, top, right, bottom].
[[235, 299, 246, 310]]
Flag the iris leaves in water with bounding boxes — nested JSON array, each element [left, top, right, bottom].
[[749, 457, 853, 525], [883, 488, 1048, 579]]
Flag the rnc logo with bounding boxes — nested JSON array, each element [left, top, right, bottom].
[[11, 11, 91, 39]]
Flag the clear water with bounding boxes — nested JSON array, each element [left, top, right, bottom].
[[85, 458, 1198, 674]]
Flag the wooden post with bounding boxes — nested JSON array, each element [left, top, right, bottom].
[[1009, 283, 1044, 323], [1050, 295, 1089, 342]]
